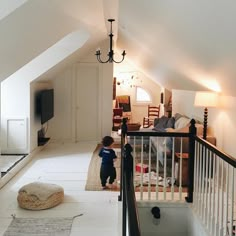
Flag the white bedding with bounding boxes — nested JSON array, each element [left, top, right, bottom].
[[150, 136, 172, 165]]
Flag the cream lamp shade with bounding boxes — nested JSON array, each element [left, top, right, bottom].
[[194, 92, 218, 108]]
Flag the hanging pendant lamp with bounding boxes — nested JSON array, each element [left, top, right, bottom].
[[95, 19, 126, 63]]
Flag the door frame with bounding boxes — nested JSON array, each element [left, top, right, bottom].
[[72, 63, 102, 142]]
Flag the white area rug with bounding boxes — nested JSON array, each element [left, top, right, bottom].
[[0, 155, 25, 173], [3, 216, 80, 236]]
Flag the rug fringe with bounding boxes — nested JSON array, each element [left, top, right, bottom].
[[10, 213, 83, 220], [73, 213, 83, 219]]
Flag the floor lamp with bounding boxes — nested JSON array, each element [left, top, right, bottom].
[[194, 92, 218, 140]]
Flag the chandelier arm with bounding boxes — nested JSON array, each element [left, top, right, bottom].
[[111, 56, 125, 63], [111, 50, 126, 63], [96, 54, 111, 63]]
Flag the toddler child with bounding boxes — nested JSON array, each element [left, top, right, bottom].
[[99, 136, 117, 190]]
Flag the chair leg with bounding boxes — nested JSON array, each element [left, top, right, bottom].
[[143, 117, 149, 128]]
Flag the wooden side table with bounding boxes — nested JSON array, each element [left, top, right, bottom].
[[175, 153, 189, 186]]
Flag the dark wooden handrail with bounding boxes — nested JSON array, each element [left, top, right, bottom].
[[195, 136, 236, 168], [127, 130, 190, 137], [121, 118, 141, 236], [124, 169, 141, 236]]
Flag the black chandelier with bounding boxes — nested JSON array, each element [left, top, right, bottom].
[[95, 19, 126, 63]]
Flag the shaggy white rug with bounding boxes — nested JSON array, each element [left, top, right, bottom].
[[3, 215, 82, 236]]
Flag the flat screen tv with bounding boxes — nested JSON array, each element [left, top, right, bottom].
[[37, 89, 54, 124]]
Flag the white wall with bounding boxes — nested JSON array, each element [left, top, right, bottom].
[[48, 61, 113, 143], [115, 71, 162, 124], [1, 76, 30, 153], [100, 63, 113, 136], [0, 39, 113, 153], [1, 78, 52, 154], [138, 202, 209, 236], [172, 89, 236, 158], [47, 69, 74, 142], [47, 41, 113, 142]]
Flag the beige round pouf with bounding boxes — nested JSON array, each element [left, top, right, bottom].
[[17, 182, 64, 210]]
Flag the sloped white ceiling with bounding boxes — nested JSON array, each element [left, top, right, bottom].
[[117, 0, 236, 95], [0, 0, 108, 81], [1, 0, 236, 96], [0, 0, 28, 21]]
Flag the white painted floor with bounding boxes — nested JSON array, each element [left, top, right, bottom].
[[0, 142, 122, 236]]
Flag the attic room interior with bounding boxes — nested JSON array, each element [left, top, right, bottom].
[[0, 1, 235, 236]]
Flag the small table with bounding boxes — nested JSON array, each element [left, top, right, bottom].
[[175, 153, 189, 186]]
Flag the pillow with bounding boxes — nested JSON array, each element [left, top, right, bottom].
[[174, 116, 190, 129], [174, 113, 183, 121], [152, 116, 169, 131], [153, 118, 160, 127], [166, 117, 175, 128]]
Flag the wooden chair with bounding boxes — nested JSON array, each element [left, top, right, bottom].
[[112, 108, 123, 131], [116, 95, 132, 122], [143, 105, 160, 128]]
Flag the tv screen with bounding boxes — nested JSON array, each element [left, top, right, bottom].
[[37, 89, 54, 124]]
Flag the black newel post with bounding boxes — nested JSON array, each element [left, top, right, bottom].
[[186, 119, 196, 203], [119, 118, 127, 236], [118, 118, 127, 201]]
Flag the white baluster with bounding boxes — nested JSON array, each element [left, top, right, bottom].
[[140, 137, 144, 200], [204, 148, 209, 225], [229, 166, 235, 236], [148, 138, 151, 200], [164, 137, 167, 200], [193, 141, 198, 209], [178, 138, 183, 200], [198, 144, 203, 216], [210, 153, 216, 235], [215, 156, 220, 236], [155, 138, 159, 200], [171, 137, 175, 201], [208, 151, 212, 231], [224, 163, 229, 236], [201, 146, 206, 219], [219, 160, 224, 236]]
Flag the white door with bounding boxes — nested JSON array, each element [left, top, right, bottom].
[[76, 64, 99, 141]]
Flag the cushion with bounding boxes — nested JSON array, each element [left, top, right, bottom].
[[153, 116, 175, 131], [153, 118, 160, 127], [174, 113, 183, 121], [166, 117, 175, 128], [174, 116, 190, 130], [152, 116, 169, 131], [17, 182, 64, 210]]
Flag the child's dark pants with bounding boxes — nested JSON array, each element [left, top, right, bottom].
[[100, 165, 116, 187]]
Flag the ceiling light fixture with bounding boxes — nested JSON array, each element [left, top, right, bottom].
[[95, 19, 126, 63]]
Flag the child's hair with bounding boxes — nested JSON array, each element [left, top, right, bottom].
[[102, 136, 114, 147]]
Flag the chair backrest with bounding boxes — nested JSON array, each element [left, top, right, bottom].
[[148, 105, 160, 119], [113, 108, 123, 117]]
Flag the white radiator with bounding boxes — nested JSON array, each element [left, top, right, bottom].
[[1, 118, 28, 154]]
